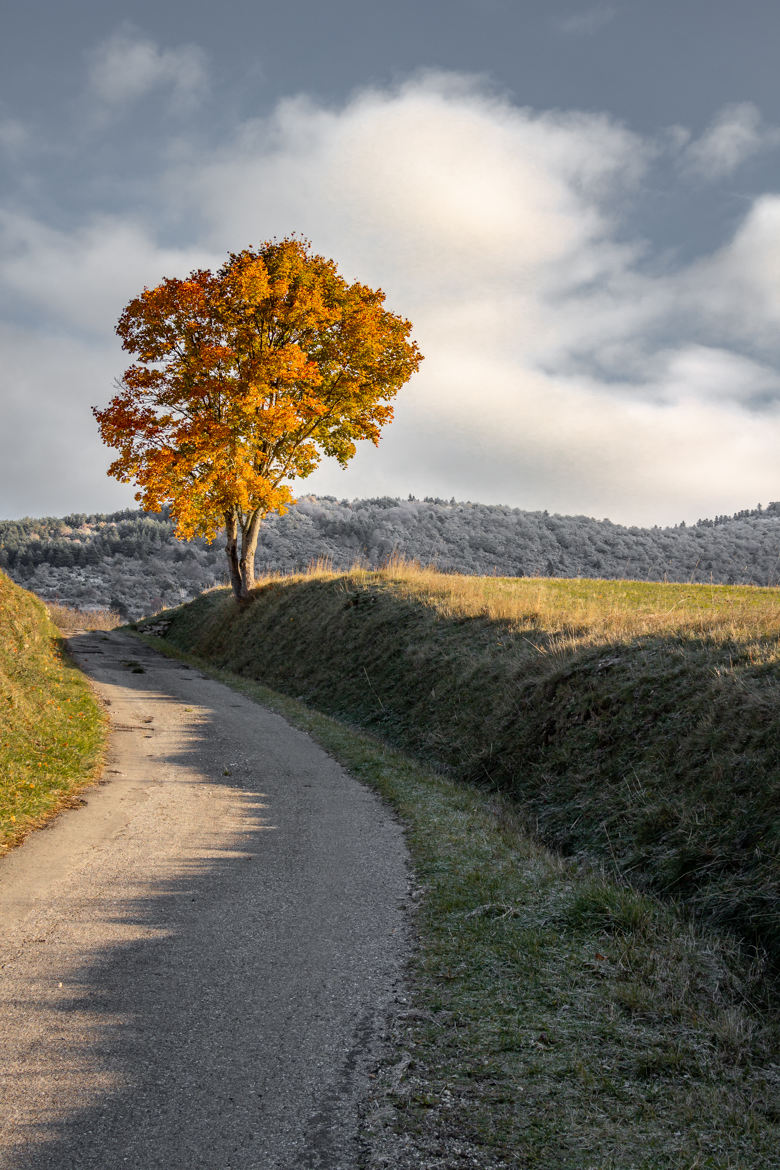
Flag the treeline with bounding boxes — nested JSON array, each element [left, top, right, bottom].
[[0, 511, 176, 568], [0, 510, 218, 618], [1, 496, 779, 618]]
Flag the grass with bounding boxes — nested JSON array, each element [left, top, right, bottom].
[[46, 603, 123, 633], [0, 571, 108, 851], [149, 562, 780, 976], [133, 631, 780, 1168]]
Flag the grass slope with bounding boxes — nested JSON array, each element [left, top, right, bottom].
[[0, 571, 106, 850], [156, 564, 780, 974], [137, 616, 780, 1168]]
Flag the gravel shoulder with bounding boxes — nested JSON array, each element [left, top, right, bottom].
[[0, 630, 411, 1170]]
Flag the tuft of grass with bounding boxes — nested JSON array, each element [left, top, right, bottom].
[[0, 571, 107, 850], [46, 603, 123, 633], [133, 632, 780, 1168], [150, 562, 780, 974]]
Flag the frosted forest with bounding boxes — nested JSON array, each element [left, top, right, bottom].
[[1, 496, 779, 620]]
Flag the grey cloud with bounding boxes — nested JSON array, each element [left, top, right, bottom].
[[0, 118, 27, 150], [554, 6, 617, 36], [681, 102, 780, 179], [86, 26, 209, 115]]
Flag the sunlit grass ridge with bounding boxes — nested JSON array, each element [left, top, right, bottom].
[[341, 553, 780, 639]]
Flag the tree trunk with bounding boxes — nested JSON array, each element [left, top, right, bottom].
[[225, 509, 263, 602], [239, 509, 263, 597], [224, 511, 244, 601]]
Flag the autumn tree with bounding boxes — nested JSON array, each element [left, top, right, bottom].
[[93, 237, 423, 600]]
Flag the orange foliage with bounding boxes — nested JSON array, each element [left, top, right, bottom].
[[93, 237, 422, 597]]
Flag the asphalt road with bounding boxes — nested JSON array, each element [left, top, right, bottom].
[[0, 630, 411, 1169]]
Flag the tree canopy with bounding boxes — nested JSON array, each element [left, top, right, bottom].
[[93, 236, 423, 598]]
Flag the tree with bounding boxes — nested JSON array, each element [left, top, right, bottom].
[[93, 236, 423, 600]]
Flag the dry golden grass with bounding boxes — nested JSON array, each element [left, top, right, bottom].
[[263, 553, 780, 645], [46, 604, 123, 633]]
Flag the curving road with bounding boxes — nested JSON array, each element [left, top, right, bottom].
[[0, 630, 410, 1169]]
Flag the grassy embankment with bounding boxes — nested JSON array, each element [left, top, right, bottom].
[[135, 563, 780, 1168], [156, 562, 779, 968], [0, 573, 108, 851]]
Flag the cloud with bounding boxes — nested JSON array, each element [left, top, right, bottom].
[[86, 26, 208, 115], [679, 196, 780, 346], [0, 117, 27, 150], [302, 346, 780, 526], [159, 74, 780, 522], [4, 73, 780, 524], [175, 74, 650, 304], [0, 323, 136, 518], [0, 211, 217, 334], [649, 345, 780, 409], [682, 102, 780, 179], [554, 6, 617, 36]]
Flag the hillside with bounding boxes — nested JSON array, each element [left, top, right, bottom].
[[0, 570, 106, 850], [148, 564, 780, 974], [2, 496, 780, 618]]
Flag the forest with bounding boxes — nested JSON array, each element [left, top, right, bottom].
[[1, 496, 779, 619]]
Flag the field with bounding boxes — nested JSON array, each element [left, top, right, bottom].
[[154, 561, 780, 971], [0, 574, 107, 849], [136, 562, 780, 1167]]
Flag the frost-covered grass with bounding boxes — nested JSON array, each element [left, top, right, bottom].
[[0, 572, 106, 850]]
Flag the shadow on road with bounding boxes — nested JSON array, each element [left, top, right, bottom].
[[1, 631, 408, 1170]]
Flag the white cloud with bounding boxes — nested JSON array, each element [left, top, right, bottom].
[[682, 102, 780, 179], [680, 196, 780, 345], [170, 79, 780, 522], [175, 74, 649, 306], [0, 211, 217, 334], [87, 27, 208, 114], [650, 345, 780, 408], [0, 324, 136, 518], [303, 347, 780, 525], [4, 74, 780, 523]]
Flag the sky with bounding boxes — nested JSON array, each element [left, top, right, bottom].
[[2, 1, 780, 526]]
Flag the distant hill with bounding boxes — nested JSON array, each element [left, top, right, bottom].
[[1, 496, 779, 619]]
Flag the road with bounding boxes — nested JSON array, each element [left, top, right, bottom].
[[0, 630, 411, 1169]]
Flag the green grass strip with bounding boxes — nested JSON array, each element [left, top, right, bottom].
[[0, 572, 107, 850], [135, 631, 780, 1169]]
